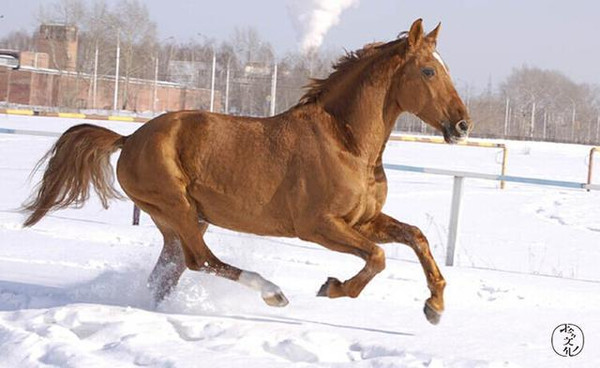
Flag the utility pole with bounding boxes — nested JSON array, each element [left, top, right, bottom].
[[92, 42, 98, 109], [542, 111, 547, 140], [571, 101, 577, 142], [209, 51, 216, 112], [529, 99, 536, 138], [113, 31, 120, 111], [224, 60, 230, 114], [596, 114, 600, 143], [269, 63, 278, 116], [504, 97, 510, 137], [152, 36, 174, 113], [153, 55, 158, 113]]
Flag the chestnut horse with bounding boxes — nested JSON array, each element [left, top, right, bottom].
[[23, 19, 471, 324]]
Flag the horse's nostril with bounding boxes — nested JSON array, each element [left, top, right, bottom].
[[456, 120, 469, 134]]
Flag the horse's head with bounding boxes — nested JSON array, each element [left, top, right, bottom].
[[392, 19, 472, 143]]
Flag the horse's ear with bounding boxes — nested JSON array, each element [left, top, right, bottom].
[[426, 22, 441, 44], [408, 18, 424, 48]]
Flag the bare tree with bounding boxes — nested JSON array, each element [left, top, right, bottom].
[[499, 67, 597, 143], [38, 0, 86, 25], [0, 31, 34, 51]]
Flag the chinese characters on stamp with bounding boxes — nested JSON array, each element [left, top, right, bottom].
[[552, 323, 584, 357]]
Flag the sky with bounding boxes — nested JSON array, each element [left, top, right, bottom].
[[1, 0, 599, 93]]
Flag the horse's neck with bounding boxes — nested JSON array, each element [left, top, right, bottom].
[[322, 59, 402, 162]]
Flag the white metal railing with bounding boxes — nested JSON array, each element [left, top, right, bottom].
[[384, 163, 600, 266], [2, 126, 599, 267]]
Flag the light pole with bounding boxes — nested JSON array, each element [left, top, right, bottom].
[[113, 30, 121, 111], [92, 41, 99, 109], [197, 33, 217, 112], [529, 96, 536, 139], [504, 97, 510, 137], [570, 98, 577, 142], [596, 113, 600, 143], [542, 110, 548, 140], [153, 36, 174, 113], [225, 59, 230, 114], [269, 62, 278, 116], [209, 51, 216, 112], [523, 91, 537, 139], [152, 55, 159, 113]]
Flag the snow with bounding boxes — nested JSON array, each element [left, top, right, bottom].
[[1, 113, 599, 367]]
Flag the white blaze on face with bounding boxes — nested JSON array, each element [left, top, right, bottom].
[[432, 51, 449, 74]]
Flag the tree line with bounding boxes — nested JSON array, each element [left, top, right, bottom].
[[1, 0, 599, 144]]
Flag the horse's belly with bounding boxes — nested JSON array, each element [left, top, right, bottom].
[[188, 183, 296, 237]]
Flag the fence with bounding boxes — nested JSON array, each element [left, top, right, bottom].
[[389, 135, 509, 188], [2, 117, 600, 268], [383, 163, 600, 267], [0, 107, 147, 122]]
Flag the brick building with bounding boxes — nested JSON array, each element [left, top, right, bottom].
[[0, 24, 221, 113], [35, 24, 78, 72], [0, 67, 220, 112]]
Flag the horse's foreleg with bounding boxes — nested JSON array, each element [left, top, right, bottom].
[[304, 217, 386, 299], [356, 213, 445, 325]]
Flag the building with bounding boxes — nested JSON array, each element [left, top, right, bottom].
[[34, 24, 78, 72], [0, 24, 221, 113], [0, 66, 221, 113]]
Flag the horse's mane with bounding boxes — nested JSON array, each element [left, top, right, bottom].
[[298, 34, 408, 105]]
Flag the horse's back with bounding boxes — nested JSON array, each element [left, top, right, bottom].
[[117, 108, 384, 236], [117, 110, 302, 235]]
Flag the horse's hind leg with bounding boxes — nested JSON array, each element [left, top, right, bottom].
[[150, 199, 289, 307], [185, 225, 289, 307], [356, 213, 445, 325], [147, 218, 201, 303]]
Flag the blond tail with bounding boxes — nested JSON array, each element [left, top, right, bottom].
[[22, 124, 127, 227]]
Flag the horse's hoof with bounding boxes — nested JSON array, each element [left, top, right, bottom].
[[423, 301, 443, 325], [317, 277, 342, 297], [263, 291, 289, 307]]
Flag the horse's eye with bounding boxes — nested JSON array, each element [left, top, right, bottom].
[[421, 67, 435, 78]]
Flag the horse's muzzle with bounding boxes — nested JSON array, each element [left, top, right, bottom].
[[443, 120, 470, 144]]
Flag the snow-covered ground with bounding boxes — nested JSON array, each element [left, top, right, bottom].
[[1, 114, 599, 367]]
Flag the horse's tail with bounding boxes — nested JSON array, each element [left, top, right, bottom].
[[22, 124, 128, 227]]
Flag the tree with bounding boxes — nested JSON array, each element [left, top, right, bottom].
[[0, 31, 34, 51], [111, 0, 157, 109], [499, 66, 597, 143]]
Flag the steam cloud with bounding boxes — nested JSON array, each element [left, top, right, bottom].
[[287, 0, 360, 53]]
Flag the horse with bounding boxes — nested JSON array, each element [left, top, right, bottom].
[[22, 19, 471, 325]]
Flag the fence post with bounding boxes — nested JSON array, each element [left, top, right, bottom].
[[500, 145, 508, 189], [446, 176, 465, 266], [588, 147, 597, 192], [132, 205, 140, 226]]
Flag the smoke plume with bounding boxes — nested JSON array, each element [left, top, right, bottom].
[[287, 0, 359, 53]]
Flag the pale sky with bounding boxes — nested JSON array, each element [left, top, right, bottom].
[[1, 0, 599, 92]]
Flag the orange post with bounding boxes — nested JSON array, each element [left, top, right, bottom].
[[588, 147, 599, 191], [500, 146, 508, 189]]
